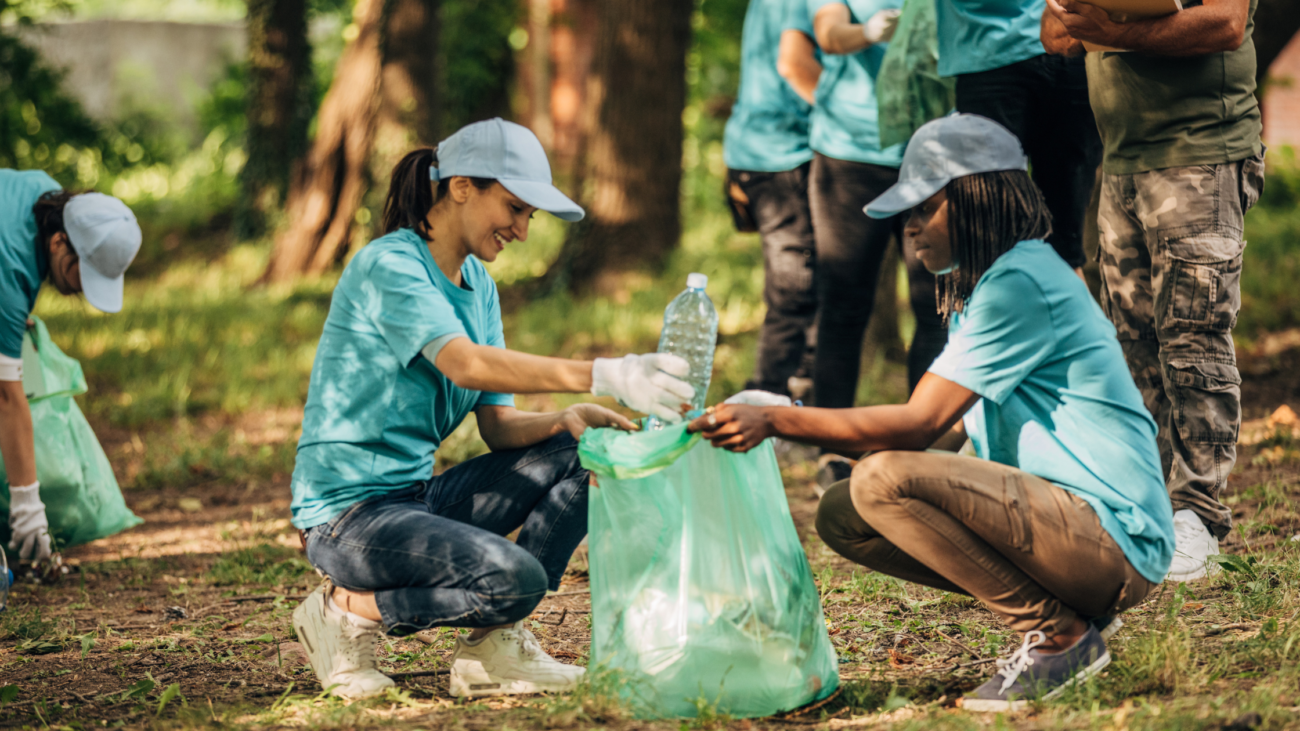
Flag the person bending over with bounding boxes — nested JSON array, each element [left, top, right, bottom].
[[690, 115, 1173, 711], [290, 119, 694, 701], [1, 170, 141, 568]]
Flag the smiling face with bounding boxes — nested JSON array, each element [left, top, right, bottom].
[[46, 233, 83, 296], [903, 188, 954, 275], [440, 178, 537, 264]]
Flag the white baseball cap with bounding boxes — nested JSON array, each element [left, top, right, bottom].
[[865, 114, 1029, 219], [431, 118, 584, 222], [63, 192, 142, 313]]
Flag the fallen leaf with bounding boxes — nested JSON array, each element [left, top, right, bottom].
[[133, 607, 155, 614], [221, 623, 241, 632], [888, 648, 915, 667], [1268, 405, 1298, 428], [1184, 602, 1205, 611], [178, 498, 203, 513]]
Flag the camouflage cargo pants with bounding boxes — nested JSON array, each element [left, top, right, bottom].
[[1097, 155, 1265, 539]]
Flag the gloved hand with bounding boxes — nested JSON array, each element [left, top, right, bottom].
[[863, 8, 902, 44], [7, 482, 52, 564], [592, 354, 696, 422], [724, 389, 794, 407]]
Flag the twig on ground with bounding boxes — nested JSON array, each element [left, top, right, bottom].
[[772, 687, 843, 722], [1201, 622, 1255, 637], [934, 629, 982, 660], [388, 669, 450, 679]]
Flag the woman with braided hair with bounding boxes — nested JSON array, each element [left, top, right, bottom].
[[690, 115, 1173, 711]]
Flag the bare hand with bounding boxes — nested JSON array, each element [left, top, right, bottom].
[[1045, 0, 1121, 44], [561, 403, 639, 441], [687, 404, 774, 453]]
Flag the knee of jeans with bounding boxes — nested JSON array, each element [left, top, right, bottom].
[[478, 549, 548, 624], [814, 480, 859, 554], [849, 451, 912, 510]]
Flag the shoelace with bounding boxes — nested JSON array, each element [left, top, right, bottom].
[[995, 630, 1048, 694]]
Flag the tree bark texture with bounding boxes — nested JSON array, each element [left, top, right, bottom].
[[549, 0, 597, 170], [262, 0, 387, 283], [547, 0, 695, 294], [238, 0, 312, 239], [379, 0, 441, 146]]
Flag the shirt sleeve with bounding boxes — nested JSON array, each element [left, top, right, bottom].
[[787, 0, 817, 35], [475, 278, 515, 408], [0, 272, 29, 359], [926, 269, 1057, 405], [363, 251, 467, 368]]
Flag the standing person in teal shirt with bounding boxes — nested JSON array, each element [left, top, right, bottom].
[[934, 0, 1101, 274], [0, 169, 141, 569], [723, 0, 821, 398], [804, 0, 948, 487], [290, 119, 695, 701], [691, 115, 1172, 711]]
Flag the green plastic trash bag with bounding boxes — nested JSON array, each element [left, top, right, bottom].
[[0, 316, 142, 556], [580, 422, 838, 719], [876, 0, 955, 148]]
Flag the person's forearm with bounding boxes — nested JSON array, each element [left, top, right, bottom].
[[0, 382, 37, 486], [478, 408, 570, 451], [778, 30, 822, 103], [764, 403, 950, 454], [1041, 6, 1084, 55], [818, 21, 872, 54], [436, 341, 593, 394], [1055, 0, 1247, 55]]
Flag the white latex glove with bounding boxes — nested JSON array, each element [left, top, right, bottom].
[[724, 390, 793, 407], [8, 482, 52, 564], [863, 8, 902, 44], [591, 354, 696, 423]]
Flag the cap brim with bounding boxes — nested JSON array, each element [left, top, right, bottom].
[[79, 261, 124, 313], [864, 177, 950, 219], [499, 179, 585, 222]]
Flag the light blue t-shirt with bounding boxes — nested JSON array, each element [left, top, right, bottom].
[[0, 169, 60, 359], [723, 0, 816, 173], [804, 0, 905, 167], [935, 0, 1045, 78], [928, 240, 1173, 584], [290, 228, 515, 529]]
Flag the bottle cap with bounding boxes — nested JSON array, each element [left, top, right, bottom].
[[686, 273, 707, 290]]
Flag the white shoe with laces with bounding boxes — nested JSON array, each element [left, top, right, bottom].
[[292, 585, 395, 699], [1166, 509, 1221, 582], [450, 621, 585, 697]]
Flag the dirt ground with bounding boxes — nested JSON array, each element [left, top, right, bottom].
[[1, 347, 1298, 729]]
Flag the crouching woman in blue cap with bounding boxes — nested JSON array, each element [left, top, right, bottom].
[[691, 115, 1174, 711], [290, 119, 694, 700], [1, 170, 141, 568]]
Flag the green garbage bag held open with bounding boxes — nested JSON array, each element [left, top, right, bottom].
[[875, 0, 955, 148], [580, 422, 838, 719], [0, 316, 141, 557]]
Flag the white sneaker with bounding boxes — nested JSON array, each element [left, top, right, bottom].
[[1166, 509, 1221, 582], [449, 621, 585, 697], [292, 586, 395, 699]]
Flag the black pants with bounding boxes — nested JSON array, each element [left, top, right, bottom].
[[733, 164, 818, 395], [808, 152, 947, 409], [955, 53, 1101, 269]]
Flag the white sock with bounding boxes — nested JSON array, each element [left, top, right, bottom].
[[327, 594, 381, 629]]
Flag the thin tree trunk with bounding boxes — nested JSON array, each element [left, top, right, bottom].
[[262, 0, 387, 283], [238, 0, 311, 240], [546, 0, 694, 294], [1254, 0, 1300, 88], [379, 0, 441, 146], [549, 0, 596, 171]]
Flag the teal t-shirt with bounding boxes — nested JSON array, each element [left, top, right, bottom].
[[0, 169, 60, 359], [934, 0, 1045, 78], [804, 0, 905, 167], [723, 0, 816, 173], [290, 229, 515, 529], [927, 240, 1173, 584]]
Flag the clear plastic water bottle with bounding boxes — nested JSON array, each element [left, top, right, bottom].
[[649, 273, 718, 428]]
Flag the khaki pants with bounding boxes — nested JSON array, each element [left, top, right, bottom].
[[815, 451, 1155, 635]]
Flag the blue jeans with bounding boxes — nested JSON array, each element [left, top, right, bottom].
[[303, 433, 589, 636]]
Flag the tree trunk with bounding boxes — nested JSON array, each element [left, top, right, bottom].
[[379, 0, 441, 146], [1254, 0, 1300, 87], [549, 0, 597, 171], [545, 0, 694, 294], [238, 0, 312, 240], [262, 0, 387, 283]]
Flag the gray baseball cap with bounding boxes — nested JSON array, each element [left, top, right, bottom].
[[63, 193, 142, 313], [865, 114, 1029, 220], [431, 118, 584, 222]]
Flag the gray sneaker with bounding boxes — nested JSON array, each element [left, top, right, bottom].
[[962, 625, 1109, 712]]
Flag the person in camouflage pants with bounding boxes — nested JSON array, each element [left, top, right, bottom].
[[1097, 157, 1265, 541]]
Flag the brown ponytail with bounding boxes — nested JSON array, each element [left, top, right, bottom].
[[381, 148, 494, 240]]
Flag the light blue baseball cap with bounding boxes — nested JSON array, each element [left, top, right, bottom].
[[865, 114, 1029, 220], [431, 118, 584, 222], [64, 192, 142, 314]]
